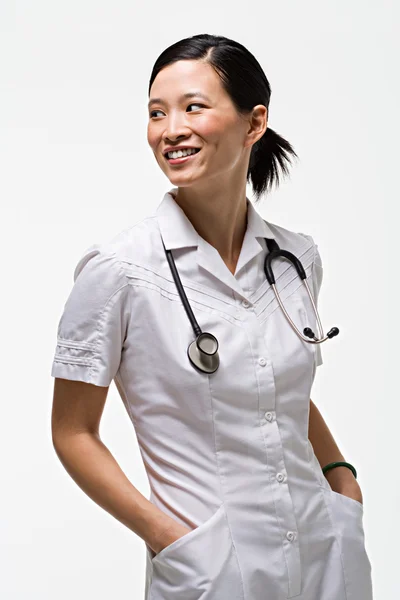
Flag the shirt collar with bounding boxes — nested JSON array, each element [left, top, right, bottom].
[[156, 187, 275, 251]]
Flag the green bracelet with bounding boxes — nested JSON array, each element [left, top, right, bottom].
[[322, 461, 357, 480]]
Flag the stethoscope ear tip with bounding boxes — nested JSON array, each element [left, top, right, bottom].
[[303, 326, 340, 342], [327, 327, 340, 338], [303, 327, 315, 339]]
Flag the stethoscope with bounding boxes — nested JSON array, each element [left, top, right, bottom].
[[161, 236, 339, 374]]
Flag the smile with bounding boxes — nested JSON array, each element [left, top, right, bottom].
[[165, 148, 201, 165]]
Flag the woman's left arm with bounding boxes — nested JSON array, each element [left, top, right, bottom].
[[308, 399, 363, 504]]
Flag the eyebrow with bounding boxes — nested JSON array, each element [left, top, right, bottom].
[[148, 91, 211, 110]]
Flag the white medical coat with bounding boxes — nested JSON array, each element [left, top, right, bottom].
[[51, 188, 373, 599]]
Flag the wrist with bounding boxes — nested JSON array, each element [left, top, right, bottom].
[[140, 502, 176, 554], [324, 465, 357, 492], [149, 520, 175, 554]]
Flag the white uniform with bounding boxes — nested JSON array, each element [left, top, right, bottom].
[[51, 188, 373, 600]]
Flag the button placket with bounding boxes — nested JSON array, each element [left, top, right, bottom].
[[256, 334, 301, 597], [241, 305, 301, 597]]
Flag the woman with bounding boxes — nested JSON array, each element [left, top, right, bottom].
[[51, 33, 373, 599]]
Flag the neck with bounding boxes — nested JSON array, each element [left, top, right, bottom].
[[172, 182, 249, 274]]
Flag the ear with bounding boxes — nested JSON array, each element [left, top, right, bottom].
[[245, 105, 268, 148]]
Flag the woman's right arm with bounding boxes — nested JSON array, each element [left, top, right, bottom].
[[51, 377, 191, 554]]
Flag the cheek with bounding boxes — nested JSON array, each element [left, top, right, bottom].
[[147, 122, 162, 152], [203, 116, 243, 154], [147, 125, 159, 151], [196, 115, 226, 142]]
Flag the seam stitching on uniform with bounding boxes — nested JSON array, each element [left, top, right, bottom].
[[250, 245, 313, 305], [126, 279, 243, 326], [207, 374, 246, 599], [320, 489, 350, 600], [119, 239, 313, 319], [122, 259, 236, 307], [53, 354, 94, 366], [89, 274, 130, 385], [258, 275, 308, 325], [55, 252, 130, 385], [120, 239, 312, 307], [256, 258, 314, 323], [56, 338, 97, 351], [124, 265, 236, 309]]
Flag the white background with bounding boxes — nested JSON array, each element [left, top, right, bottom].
[[1, 1, 398, 598]]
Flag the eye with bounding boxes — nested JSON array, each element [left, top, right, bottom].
[[186, 103, 205, 112], [149, 103, 205, 118]]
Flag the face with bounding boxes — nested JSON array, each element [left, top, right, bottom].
[[147, 60, 267, 189]]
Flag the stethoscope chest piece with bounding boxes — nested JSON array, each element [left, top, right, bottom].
[[187, 332, 220, 374]]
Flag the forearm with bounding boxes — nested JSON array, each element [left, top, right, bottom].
[[308, 399, 357, 492], [53, 432, 177, 552]]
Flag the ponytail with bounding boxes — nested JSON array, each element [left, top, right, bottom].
[[247, 127, 298, 202]]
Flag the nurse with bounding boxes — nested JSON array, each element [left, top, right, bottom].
[[51, 33, 373, 599]]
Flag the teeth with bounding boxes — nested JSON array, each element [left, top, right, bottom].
[[167, 148, 199, 159]]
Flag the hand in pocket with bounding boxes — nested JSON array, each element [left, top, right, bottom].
[[151, 519, 194, 557], [334, 479, 363, 506]]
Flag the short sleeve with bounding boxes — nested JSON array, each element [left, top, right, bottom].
[[51, 244, 131, 387]]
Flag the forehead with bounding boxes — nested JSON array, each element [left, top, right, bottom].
[[149, 60, 224, 100]]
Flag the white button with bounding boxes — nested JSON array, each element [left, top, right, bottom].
[[258, 357, 267, 367], [276, 472, 286, 483], [286, 531, 296, 542], [265, 411, 274, 422], [242, 300, 250, 308]]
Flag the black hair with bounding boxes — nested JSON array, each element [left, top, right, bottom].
[[148, 33, 298, 203]]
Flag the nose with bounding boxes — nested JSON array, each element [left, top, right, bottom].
[[164, 133, 188, 144], [163, 112, 192, 144]]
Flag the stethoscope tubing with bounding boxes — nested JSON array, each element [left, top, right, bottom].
[[265, 238, 328, 344], [163, 237, 202, 338], [161, 235, 339, 374]]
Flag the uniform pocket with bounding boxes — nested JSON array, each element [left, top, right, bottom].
[[150, 504, 224, 565], [148, 502, 244, 600], [325, 488, 373, 600], [331, 489, 364, 512]]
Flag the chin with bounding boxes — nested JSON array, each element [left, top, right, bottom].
[[167, 175, 200, 187]]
